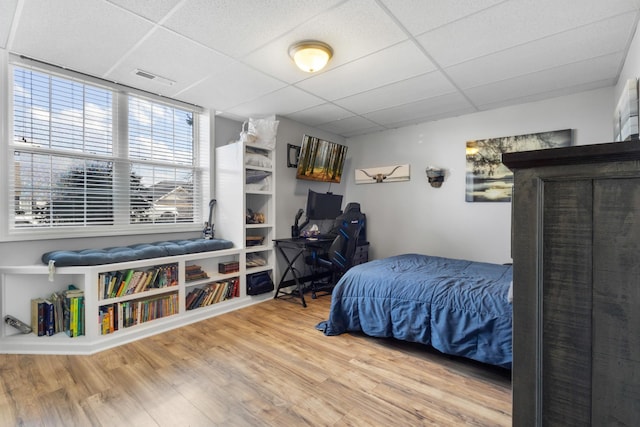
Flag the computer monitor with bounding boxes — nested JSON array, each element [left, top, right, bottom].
[[305, 190, 343, 220]]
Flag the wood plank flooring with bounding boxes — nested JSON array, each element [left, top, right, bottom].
[[0, 296, 511, 426]]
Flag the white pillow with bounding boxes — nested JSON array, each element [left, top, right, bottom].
[[245, 153, 272, 168], [507, 281, 513, 303]]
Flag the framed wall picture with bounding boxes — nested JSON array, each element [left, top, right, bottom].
[[465, 129, 572, 202], [355, 164, 410, 184]]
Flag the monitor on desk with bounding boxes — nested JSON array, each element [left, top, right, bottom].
[[305, 190, 343, 220], [292, 190, 343, 237]]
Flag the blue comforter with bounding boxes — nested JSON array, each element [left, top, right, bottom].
[[317, 254, 513, 369]]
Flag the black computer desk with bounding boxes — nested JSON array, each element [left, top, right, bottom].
[[273, 237, 333, 307]]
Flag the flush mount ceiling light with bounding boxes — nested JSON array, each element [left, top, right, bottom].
[[288, 41, 333, 73]]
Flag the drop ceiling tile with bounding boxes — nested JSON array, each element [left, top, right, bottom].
[[106, 0, 183, 22], [334, 71, 457, 114], [417, 0, 640, 67], [163, 0, 342, 58], [446, 13, 638, 89], [477, 79, 614, 113], [287, 103, 354, 127], [224, 86, 324, 118], [315, 115, 382, 135], [107, 28, 235, 97], [242, 0, 408, 84], [363, 92, 475, 126], [176, 61, 287, 111], [296, 40, 436, 101], [466, 52, 623, 107], [0, 0, 17, 48], [10, 0, 153, 76], [341, 126, 387, 138], [380, 0, 505, 35]]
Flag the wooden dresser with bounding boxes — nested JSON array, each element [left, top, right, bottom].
[[503, 142, 640, 426]]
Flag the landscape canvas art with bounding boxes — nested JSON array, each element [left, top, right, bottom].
[[465, 129, 572, 202]]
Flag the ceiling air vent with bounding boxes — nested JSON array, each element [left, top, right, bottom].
[[132, 69, 175, 86]]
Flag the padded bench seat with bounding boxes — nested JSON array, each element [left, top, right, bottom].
[[42, 238, 234, 267]]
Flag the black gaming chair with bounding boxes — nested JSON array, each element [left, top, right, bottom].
[[308, 203, 365, 298]]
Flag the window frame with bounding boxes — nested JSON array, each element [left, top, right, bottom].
[[1, 55, 210, 242]]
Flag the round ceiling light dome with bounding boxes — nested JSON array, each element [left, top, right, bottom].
[[288, 41, 333, 73]]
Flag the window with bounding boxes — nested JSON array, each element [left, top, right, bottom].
[[7, 61, 206, 240]]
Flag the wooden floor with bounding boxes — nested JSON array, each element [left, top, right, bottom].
[[0, 295, 511, 426]]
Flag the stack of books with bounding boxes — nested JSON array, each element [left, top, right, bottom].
[[31, 285, 84, 338], [185, 264, 209, 282]]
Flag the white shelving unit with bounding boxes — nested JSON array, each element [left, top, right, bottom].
[[215, 141, 276, 294], [0, 141, 276, 355], [0, 247, 273, 355]]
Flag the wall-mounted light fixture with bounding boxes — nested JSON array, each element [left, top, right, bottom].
[[288, 41, 333, 73], [426, 167, 446, 188]]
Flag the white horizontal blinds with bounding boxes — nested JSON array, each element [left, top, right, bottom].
[[9, 61, 203, 236], [11, 66, 115, 228], [128, 96, 198, 224], [13, 67, 113, 153]]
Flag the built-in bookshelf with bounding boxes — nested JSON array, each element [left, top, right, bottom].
[[0, 248, 272, 354], [216, 141, 276, 295]]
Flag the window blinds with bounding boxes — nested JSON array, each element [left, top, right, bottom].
[[9, 64, 201, 234]]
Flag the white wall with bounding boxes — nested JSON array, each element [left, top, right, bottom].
[[344, 87, 614, 264], [615, 24, 640, 101], [213, 115, 346, 242], [272, 117, 347, 239]]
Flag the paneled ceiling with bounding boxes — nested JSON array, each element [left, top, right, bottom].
[[2, 0, 639, 137]]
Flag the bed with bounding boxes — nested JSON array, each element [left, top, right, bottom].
[[316, 253, 513, 369]]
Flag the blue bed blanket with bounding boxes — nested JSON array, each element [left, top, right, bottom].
[[316, 254, 513, 369]]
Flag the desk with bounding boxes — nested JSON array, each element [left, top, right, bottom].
[[273, 237, 333, 307]]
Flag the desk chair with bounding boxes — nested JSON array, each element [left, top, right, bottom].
[[306, 203, 365, 298]]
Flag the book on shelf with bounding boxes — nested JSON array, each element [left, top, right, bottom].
[[31, 298, 45, 336], [63, 285, 84, 338], [186, 288, 205, 310], [218, 261, 240, 273], [133, 270, 152, 293], [115, 269, 135, 297], [186, 264, 210, 281], [186, 277, 239, 310], [122, 270, 143, 296], [99, 265, 179, 301], [43, 299, 55, 336], [98, 304, 119, 335], [105, 271, 122, 299], [50, 291, 65, 334], [213, 281, 227, 304], [186, 271, 209, 281]]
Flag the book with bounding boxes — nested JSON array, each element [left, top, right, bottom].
[[43, 299, 55, 336], [116, 270, 135, 297], [63, 285, 84, 338], [145, 268, 160, 291], [124, 271, 143, 295], [185, 288, 200, 309], [190, 288, 207, 309], [50, 292, 65, 333], [107, 271, 123, 298], [213, 281, 227, 304], [31, 298, 45, 336], [78, 296, 85, 337]]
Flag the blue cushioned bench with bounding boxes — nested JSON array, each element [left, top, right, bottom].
[[42, 238, 234, 267]]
